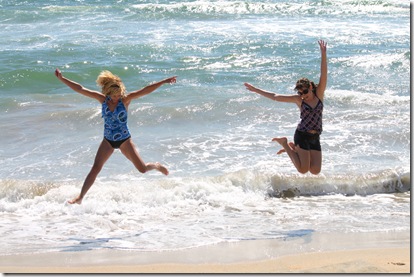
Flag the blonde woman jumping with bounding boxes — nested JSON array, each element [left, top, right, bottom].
[[55, 68, 176, 204]]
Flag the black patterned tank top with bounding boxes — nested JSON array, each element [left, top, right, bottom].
[[297, 98, 323, 134]]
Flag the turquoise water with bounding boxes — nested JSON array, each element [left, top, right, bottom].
[[0, 0, 410, 255]]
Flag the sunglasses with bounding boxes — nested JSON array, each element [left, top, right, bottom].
[[297, 88, 310, 96]]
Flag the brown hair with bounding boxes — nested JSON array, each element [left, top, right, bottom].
[[295, 78, 317, 94], [96, 70, 126, 98]]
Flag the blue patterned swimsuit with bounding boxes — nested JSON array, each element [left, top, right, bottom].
[[102, 97, 131, 148]]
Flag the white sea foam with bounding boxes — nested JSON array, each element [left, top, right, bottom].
[[0, 168, 409, 254]]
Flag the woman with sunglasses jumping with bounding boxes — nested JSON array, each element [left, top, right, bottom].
[[244, 40, 327, 174]]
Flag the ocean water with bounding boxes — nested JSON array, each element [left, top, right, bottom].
[[0, 0, 410, 255]]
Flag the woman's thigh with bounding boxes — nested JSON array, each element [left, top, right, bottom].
[[309, 150, 322, 174], [92, 139, 114, 169], [119, 139, 146, 170], [296, 146, 311, 173]]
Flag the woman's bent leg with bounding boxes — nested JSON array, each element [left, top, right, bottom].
[[272, 137, 311, 174], [120, 139, 169, 175]]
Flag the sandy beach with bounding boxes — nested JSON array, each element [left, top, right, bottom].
[[0, 231, 410, 274]]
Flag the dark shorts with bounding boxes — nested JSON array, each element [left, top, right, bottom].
[[105, 136, 131, 149], [294, 130, 321, 151]]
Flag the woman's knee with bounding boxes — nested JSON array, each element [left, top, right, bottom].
[[137, 166, 147, 174], [132, 157, 147, 173], [310, 166, 321, 175], [297, 166, 310, 174], [298, 169, 309, 174], [309, 151, 322, 175], [120, 140, 147, 173]]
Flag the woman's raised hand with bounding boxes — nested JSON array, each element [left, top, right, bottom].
[[318, 40, 327, 53], [54, 68, 62, 79], [164, 76, 177, 84]]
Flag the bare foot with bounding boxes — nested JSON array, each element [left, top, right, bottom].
[[272, 137, 288, 147], [277, 142, 297, 154], [156, 162, 169, 176], [68, 196, 83, 205], [272, 137, 297, 155]]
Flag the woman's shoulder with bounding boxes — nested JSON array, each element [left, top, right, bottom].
[[315, 86, 325, 102], [121, 97, 131, 110]]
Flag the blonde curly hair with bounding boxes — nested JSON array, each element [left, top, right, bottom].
[[96, 70, 126, 98]]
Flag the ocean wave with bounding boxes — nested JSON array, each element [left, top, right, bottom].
[[0, 179, 61, 202], [268, 170, 410, 197], [331, 52, 410, 71], [4, 0, 408, 21], [0, 168, 409, 254], [0, 169, 409, 205], [128, 0, 408, 19], [327, 89, 410, 107]]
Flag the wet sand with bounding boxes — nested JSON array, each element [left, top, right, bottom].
[[0, 231, 410, 273]]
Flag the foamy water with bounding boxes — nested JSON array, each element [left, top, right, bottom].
[[0, 0, 410, 255]]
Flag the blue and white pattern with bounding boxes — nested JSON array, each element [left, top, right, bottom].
[[102, 97, 131, 141]]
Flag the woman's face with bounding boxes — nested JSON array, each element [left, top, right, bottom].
[[110, 92, 122, 102], [297, 84, 313, 101]]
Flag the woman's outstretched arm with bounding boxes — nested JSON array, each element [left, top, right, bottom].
[[124, 76, 177, 105], [244, 82, 300, 105], [55, 68, 105, 103]]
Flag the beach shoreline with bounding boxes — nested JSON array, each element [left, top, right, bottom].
[[0, 231, 410, 273]]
